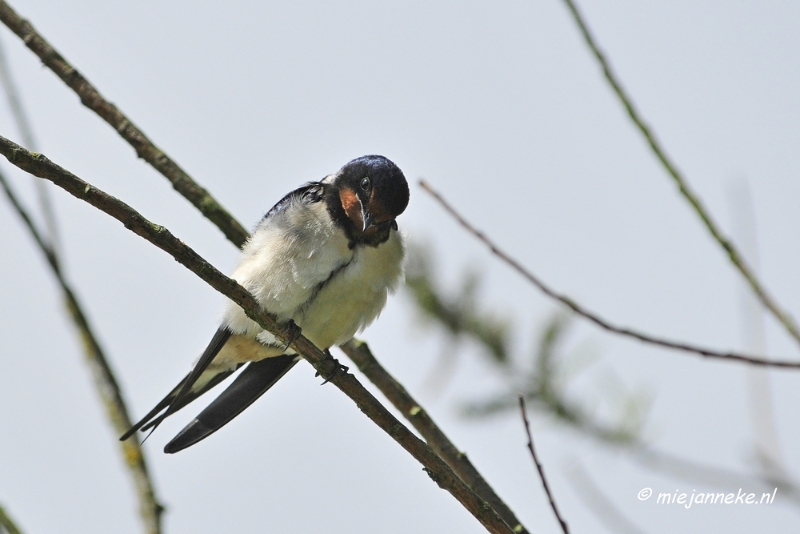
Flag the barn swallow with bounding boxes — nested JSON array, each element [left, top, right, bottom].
[[121, 155, 409, 453]]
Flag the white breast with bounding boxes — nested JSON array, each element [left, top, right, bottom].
[[221, 196, 405, 353], [294, 229, 405, 349], [222, 198, 353, 339]]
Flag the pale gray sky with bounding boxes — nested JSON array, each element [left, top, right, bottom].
[[1, 1, 799, 532]]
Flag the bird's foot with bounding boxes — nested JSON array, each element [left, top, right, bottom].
[[281, 320, 302, 351], [315, 349, 349, 385]]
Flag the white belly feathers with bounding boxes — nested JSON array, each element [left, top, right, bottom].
[[221, 197, 405, 355], [295, 230, 405, 349]]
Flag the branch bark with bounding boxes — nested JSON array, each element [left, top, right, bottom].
[[0, 169, 164, 534], [0, 0, 249, 247], [420, 179, 800, 369], [557, 0, 800, 348], [341, 339, 528, 534], [0, 135, 517, 534]]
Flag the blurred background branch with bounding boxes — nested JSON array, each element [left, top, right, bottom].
[[0, 31, 164, 534], [0, 33, 58, 253], [405, 243, 646, 444], [558, 0, 800, 348], [564, 461, 647, 534], [0, 503, 23, 534], [405, 243, 800, 506], [0, 168, 165, 534], [628, 446, 800, 507]]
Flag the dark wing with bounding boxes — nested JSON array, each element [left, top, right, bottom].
[[261, 182, 325, 221], [120, 328, 232, 441], [164, 354, 299, 453]]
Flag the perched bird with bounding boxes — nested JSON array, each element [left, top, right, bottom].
[[121, 155, 409, 453]]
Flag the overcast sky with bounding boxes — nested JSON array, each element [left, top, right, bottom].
[[1, 1, 799, 533]]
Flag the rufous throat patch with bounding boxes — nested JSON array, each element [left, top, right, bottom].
[[339, 187, 364, 229]]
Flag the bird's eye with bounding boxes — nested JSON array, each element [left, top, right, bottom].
[[360, 177, 371, 191]]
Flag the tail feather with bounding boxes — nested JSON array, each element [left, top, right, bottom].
[[120, 328, 232, 441], [137, 365, 243, 433], [164, 355, 298, 453], [120, 387, 176, 442]]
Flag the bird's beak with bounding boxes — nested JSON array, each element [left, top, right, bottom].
[[361, 204, 376, 232]]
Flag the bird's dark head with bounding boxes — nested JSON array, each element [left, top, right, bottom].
[[333, 155, 409, 235]]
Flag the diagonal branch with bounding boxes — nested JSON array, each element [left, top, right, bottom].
[[419, 179, 800, 369], [0, 168, 164, 534], [0, 0, 249, 247], [0, 135, 517, 534], [519, 397, 569, 534], [558, 0, 800, 347], [341, 339, 529, 534]]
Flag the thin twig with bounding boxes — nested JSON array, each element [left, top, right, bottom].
[[0, 136, 517, 534], [558, 0, 800, 347], [420, 179, 800, 369], [0, 503, 24, 534], [341, 339, 529, 534], [519, 397, 569, 534], [0, 0, 249, 247], [0, 169, 164, 534]]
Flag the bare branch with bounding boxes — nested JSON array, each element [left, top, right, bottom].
[[0, 169, 164, 534], [0, 503, 24, 534], [420, 179, 800, 369], [519, 397, 569, 534], [557, 0, 800, 347], [341, 339, 529, 534], [0, 0, 249, 247], [0, 136, 517, 534]]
